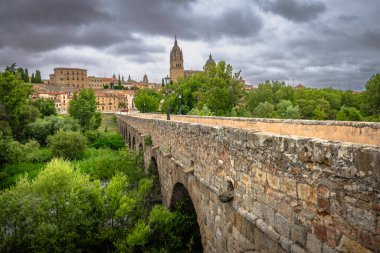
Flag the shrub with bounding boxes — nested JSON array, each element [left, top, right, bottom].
[[47, 130, 86, 160], [144, 135, 152, 147], [26, 116, 80, 145], [92, 132, 124, 150]]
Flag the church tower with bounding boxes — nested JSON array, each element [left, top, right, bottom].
[[170, 36, 184, 83]]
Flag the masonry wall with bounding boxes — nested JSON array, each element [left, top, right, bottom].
[[133, 113, 380, 146], [118, 115, 380, 253]]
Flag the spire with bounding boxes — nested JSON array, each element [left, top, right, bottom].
[[174, 34, 178, 47], [209, 53, 212, 59]]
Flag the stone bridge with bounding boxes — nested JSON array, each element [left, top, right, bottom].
[[117, 113, 380, 253]]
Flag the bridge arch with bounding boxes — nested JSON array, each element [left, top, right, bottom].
[[169, 182, 203, 252]]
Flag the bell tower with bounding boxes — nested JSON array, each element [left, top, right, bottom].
[[170, 35, 184, 82]]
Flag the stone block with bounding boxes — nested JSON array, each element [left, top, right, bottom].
[[291, 224, 307, 247], [297, 183, 318, 204], [322, 243, 337, 253], [254, 168, 267, 185], [346, 205, 375, 233], [252, 201, 263, 219], [307, 233, 322, 253], [242, 173, 251, 186], [261, 204, 275, 226], [281, 177, 297, 198], [290, 244, 307, 253], [336, 235, 371, 253], [256, 218, 280, 242], [267, 173, 281, 190], [279, 236, 292, 253], [274, 213, 290, 237]]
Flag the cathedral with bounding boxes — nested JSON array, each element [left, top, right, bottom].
[[169, 36, 215, 82]]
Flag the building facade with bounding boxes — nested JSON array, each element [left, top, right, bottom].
[[49, 68, 88, 88]]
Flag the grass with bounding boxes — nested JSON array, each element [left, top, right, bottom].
[[99, 114, 119, 133]]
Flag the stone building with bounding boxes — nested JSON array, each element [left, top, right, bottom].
[[49, 67, 88, 88], [169, 36, 184, 83]]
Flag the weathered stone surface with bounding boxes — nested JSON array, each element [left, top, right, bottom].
[[281, 177, 297, 198], [218, 190, 234, 203], [307, 233, 322, 253], [275, 213, 290, 237], [297, 183, 318, 204], [336, 235, 371, 253], [267, 173, 281, 190], [118, 115, 380, 253], [291, 224, 308, 247]]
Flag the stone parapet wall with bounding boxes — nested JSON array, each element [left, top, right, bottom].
[[118, 115, 380, 253], [131, 113, 380, 146]]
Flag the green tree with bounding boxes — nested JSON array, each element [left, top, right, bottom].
[[32, 98, 57, 117], [47, 130, 86, 160], [0, 159, 103, 252], [134, 88, 160, 113], [0, 70, 33, 137], [364, 73, 380, 115], [24, 68, 29, 83], [35, 70, 42, 83], [253, 101, 275, 118], [26, 115, 80, 145], [196, 61, 244, 116], [276, 100, 300, 119], [336, 106, 363, 121], [31, 72, 35, 83], [68, 89, 101, 130]]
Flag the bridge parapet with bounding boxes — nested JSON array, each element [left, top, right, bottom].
[[118, 114, 380, 253], [131, 113, 380, 146]]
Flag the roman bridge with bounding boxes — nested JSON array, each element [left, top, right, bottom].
[[117, 113, 380, 253]]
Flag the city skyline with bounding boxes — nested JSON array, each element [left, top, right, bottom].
[[0, 0, 379, 90]]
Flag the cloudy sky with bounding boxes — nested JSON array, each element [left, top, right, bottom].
[[0, 0, 379, 90]]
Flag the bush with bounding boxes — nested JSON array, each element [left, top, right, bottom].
[[92, 132, 124, 150], [47, 130, 86, 160], [0, 159, 103, 252], [85, 130, 101, 145], [0, 162, 45, 190], [74, 148, 144, 181], [26, 116, 80, 145]]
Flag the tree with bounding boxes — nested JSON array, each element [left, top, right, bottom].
[[0, 70, 33, 137], [134, 88, 160, 113], [35, 70, 42, 83], [31, 73, 35, 83], [68, 89, 101, 130], [336, 106, 363, 121], [26, 115, 80, 145], [197, 61, 244, 116], [47, 130, 87, 160], [32, 98, 57, 117], [276, 100, 300, 119], [0, 159, 103, 252], [24, 68, 29, 83], [253, 102, 275, 118], [364, 73, 380, 115]]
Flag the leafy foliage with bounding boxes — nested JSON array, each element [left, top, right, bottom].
[[26, 115, 80, 145], [134, 88, 160, 112], [68, 89, 101, 130], [47, 130, 87, 160], [32, 98, 57, 117]]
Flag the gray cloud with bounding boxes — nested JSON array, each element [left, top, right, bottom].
[[0, 0, 379, 90], [256, 0, 326, 22]]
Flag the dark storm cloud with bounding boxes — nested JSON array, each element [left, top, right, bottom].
[[256, 0, 326, 22]]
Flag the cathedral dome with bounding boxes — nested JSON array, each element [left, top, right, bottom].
[[204, 53, 216, 70]]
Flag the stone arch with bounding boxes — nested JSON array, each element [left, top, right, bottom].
[[169, 182, 203, 252], [148, 156, 163, 204], [132, 136, 136, 150]]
